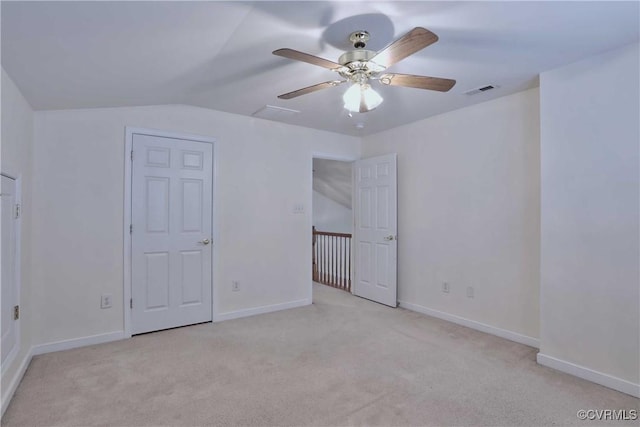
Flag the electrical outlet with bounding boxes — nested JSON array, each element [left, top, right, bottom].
[[467, 286, 474, 298], [232, 281, 240, 292], [101, 294, 113, 309], [292, 203, 305, 214], [442, 282, 450, 293]]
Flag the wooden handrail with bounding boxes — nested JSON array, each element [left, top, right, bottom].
[[313, 230, 352, 238], [312, 227, 352, 292]]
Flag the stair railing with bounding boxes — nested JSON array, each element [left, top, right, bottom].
[[312, 226, 352, 292]]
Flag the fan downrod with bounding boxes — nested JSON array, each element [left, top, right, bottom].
[[339, 30, 378, 68], [349, 30, 370, 49]]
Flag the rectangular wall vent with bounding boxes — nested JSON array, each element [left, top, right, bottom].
[[252, 105, 300, 120], [464, 85, 499, 96]]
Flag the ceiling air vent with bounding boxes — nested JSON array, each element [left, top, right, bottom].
[[464, 85, 499, 96], [252, 105, 300, 120]]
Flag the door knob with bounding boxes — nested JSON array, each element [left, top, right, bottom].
[[200, 238, 211, 245], [384, 235, 396, 241]]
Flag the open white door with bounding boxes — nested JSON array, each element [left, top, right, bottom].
[[1, 175, 19, 370], [353, 154, 397, 307], [131, 134, 213, 334]]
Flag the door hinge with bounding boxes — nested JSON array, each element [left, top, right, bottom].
[[14, 305, 19, 320], [130, 224, 133, 234], [131, 150, 134, 160], [15, 203, 21, 219], [130, 299, 133, 309]]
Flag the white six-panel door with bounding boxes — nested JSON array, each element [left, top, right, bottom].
[[1, 175, 19, 368], [353, 154, 398, 307], [131, 134, 213, 334]]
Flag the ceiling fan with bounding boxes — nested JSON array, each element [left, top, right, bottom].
[[273, 27, 456, 113]]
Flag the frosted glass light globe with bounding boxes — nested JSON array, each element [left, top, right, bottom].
[[343, 83, 383, 113]]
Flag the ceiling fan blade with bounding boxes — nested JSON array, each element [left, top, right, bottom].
[[379, 73, 456, 92], [370, 27, 439, 69], [273, 48, 344, 71], [277, 80, 346, 100]]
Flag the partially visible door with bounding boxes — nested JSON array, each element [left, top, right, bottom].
[[131, 134, 213, 334], [353, 154, 397, 307], [1, 175, 19, 369]]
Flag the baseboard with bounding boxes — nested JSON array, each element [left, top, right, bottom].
[[398, 301, 540, 348], [31, 331, 126, 356], [0, 343, 19, 378], [537, 353, 640, 398], [213, 298, 311, 322], [1, 348, 32, 417]]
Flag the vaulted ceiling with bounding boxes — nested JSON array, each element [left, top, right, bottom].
[[2, 1, 638, 136]]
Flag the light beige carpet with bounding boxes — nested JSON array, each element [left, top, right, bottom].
[[2, 283, 638, 426]]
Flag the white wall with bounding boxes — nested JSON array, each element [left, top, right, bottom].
[[31, 105, 360, 345], [539, 43, 639, 391], [1, 69, 34, 410], [362, 88, 541, 343], [312, 190, 352, 234]]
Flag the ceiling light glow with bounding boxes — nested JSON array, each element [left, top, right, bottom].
[[343, 83, 383, 113]]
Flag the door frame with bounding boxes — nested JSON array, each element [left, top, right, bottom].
[[310, 152, 358, 299], [1, 173, 21, 375], [123, 127, 217, 338]]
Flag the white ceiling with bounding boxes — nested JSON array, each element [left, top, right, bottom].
[[2, 1, 638, 136]]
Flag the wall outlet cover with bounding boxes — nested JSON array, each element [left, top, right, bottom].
[[101, 294, 113, 309]]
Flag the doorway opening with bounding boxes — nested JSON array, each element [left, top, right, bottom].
[[312, 158, 353, 293]]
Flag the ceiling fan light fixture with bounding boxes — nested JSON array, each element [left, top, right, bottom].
[[343, 83, 383, 113], [273, 27, 455, 111]]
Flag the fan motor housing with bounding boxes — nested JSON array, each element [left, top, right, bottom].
[[338, 49, 376, 66]]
